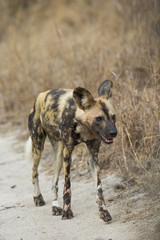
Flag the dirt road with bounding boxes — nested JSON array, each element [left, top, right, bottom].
[[0, 132, 159, 240]]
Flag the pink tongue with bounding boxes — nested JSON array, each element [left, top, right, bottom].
[[106, 138, 112, 142], [100, 133, 113, 142]]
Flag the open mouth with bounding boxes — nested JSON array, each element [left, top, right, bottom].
[[96, 132, 113, 144]]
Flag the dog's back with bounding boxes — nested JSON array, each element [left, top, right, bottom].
[[28, 88, 76, 142]]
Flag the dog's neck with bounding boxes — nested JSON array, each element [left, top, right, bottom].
[[75, 108, 97, 141]]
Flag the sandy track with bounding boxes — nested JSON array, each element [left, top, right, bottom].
[[0, 133, 157, 240]]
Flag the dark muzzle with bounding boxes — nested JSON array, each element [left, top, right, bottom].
[[110, 129, 117, 138]]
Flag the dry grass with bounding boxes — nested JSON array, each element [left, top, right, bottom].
[[0, 0, 159, 193]]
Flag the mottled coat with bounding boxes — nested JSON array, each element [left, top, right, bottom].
[[28, 80, 117, 222]]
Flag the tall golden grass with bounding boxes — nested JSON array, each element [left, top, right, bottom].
[[0, 0, 159, 191]]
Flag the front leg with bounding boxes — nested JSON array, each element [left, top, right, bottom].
[[86, 140, 112, 222], [62, 146, 74, 220], [96, 181, 112, 222]]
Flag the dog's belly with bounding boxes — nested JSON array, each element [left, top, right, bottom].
[[42, 122, 61, 141]]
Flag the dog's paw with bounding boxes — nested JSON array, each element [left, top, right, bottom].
[[99, 209, 112, 222], [33, 194, 45, 206], [52, 206, 62, 216], [62, 209, 74, 220]]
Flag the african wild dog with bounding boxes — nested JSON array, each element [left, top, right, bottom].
[[27, 80, 117, 222]]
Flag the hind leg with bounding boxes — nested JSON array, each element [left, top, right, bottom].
[[32, 147, 45, 206], [28, 100, 46, 206], [50, 139, 64, 216], [31, 132, 46, 206]]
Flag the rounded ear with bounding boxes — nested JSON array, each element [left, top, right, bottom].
[[73, 87, 96, 110], [98, 80, 113, 99]]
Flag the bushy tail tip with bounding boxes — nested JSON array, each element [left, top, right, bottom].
[[25, 137, 33, 162]]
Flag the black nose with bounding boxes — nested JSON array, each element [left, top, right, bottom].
[[110, 129, 117, 138]]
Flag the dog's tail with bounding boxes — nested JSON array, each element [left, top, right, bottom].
[[25, 136, 33, 162]]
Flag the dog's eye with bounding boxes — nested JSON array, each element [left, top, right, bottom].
[[112, 114, 116, 122], [96, 116, 103, 122]]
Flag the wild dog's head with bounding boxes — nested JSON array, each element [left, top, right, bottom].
[[73, 80, 117, 144]]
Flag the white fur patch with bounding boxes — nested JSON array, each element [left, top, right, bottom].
[[52, 200, 60, 208], [58, 90, 73, 118], [25, 137, 32, 162], [81, 96, 89, 108], [33, 178, 41, 197]]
